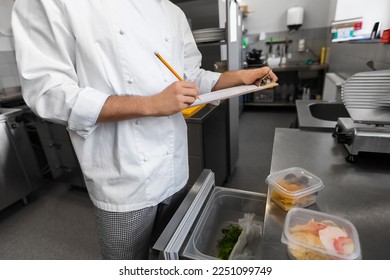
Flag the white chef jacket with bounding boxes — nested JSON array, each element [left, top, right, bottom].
[[12, 0, 221, 212]]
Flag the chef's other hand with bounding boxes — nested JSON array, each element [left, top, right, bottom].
[[240, 67, 278, 85], [151, 81, 200, 116]]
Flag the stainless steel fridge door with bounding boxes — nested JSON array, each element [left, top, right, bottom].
[[153, 169, 216, 260], [154, 169, 266, 260]]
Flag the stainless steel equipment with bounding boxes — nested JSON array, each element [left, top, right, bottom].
[[0, 108, 37, 210], [153, 169, 265, 260], [1, 93, 84, 188], [341, 70, 390, 124], [334, 69, 390, 162]]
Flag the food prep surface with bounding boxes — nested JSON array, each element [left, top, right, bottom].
[[262, 128, 390, 260]]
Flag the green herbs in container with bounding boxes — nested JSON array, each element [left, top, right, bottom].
[[217, 225, 243, 260]]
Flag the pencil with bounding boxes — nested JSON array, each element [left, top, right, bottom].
[[154, 52, 200, 100], [154, 52, 183, 81]]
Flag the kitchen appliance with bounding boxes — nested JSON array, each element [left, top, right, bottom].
[[334, 70, 390, 162], [0, 108, 39, 210], [153, 169, 265, 260]]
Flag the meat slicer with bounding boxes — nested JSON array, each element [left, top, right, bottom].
[[333, 69, 390, 162]]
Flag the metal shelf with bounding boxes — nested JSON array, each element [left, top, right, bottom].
[[196, 41, 227, 47]]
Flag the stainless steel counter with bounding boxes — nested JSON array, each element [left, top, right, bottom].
[[295, 100, 349, 131], [262, 128, 390, 260]]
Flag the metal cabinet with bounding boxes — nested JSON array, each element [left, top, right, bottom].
[[186, 102, 228, 187], [35, 120, 85, 188], [0, 108, 33, 211]]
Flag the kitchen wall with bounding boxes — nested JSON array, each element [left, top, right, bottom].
[[0, 51, 19, 89], [242, 0, 335, 34], [328, 42, 390, 79], [242, 0, 336, 60], [0, 0, 19, 90], [328, 0, 390, 78], [335, 0, 390, 38], [0, 0, 14, 52], [242, 0, 390, 79], [246, 27, 330, 61]]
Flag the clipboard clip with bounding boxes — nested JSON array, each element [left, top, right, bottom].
[[255, 74, 272, 87], [255, 68, 273, 87]]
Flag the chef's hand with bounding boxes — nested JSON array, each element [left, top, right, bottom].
[[212, 67, 278, 91], [241, 67, 278, 86], [151, 81, 200, 116]]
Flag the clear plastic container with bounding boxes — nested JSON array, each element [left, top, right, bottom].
[[266, 167, 324, 211], [184, 187, 265, 260], [281, 208, 362, 260]]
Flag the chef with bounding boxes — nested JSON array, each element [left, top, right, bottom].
[[12, 0, 277, 259]]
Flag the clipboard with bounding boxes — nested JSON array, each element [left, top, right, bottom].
[[189, 82, 278, 107]]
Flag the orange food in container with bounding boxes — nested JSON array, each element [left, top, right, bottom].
[[266, 167, 324, 211]]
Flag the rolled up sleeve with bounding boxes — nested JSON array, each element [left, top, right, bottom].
[[67, 87, 109, 138]]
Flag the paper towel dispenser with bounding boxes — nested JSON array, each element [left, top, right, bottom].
[[287, 7, 304, 31]]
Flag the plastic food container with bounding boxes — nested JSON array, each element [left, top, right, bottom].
[[281, 208, 362, 260], [184, 187, 265, 260], [266, 167, 324, 211]]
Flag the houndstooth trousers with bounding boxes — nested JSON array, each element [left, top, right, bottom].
[[95, 186, 188, 260]]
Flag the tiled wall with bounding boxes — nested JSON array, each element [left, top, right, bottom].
[[0, 50, 20, 90], [246, 26, 390, 80], [328, 41, 390, 79], [246, 27, 330, 63]]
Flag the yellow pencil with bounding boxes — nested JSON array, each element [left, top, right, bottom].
[[154, 52, 184, 81], [154, 52, 200, 100]]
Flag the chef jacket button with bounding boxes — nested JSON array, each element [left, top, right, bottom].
[[163, 76, 168, 82], [166, 151, 170, 155], [144, 157, 149, 162], [127, 78, 134, 84], [119, 29, 125, 35], [136, 119, 141, 125], [164, 36, 169, 42]]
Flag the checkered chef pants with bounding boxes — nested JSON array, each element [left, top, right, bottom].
[[95, 186, 188, 260]]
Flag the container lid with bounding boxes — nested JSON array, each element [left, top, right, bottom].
[[281, 208, 362, 260], [266, 167, 324, 198]]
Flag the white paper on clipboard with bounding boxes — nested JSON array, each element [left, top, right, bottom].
[[189, 82, 278, 107]]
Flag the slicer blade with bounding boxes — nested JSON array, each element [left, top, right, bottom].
[[342, 70, 390, 125]]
